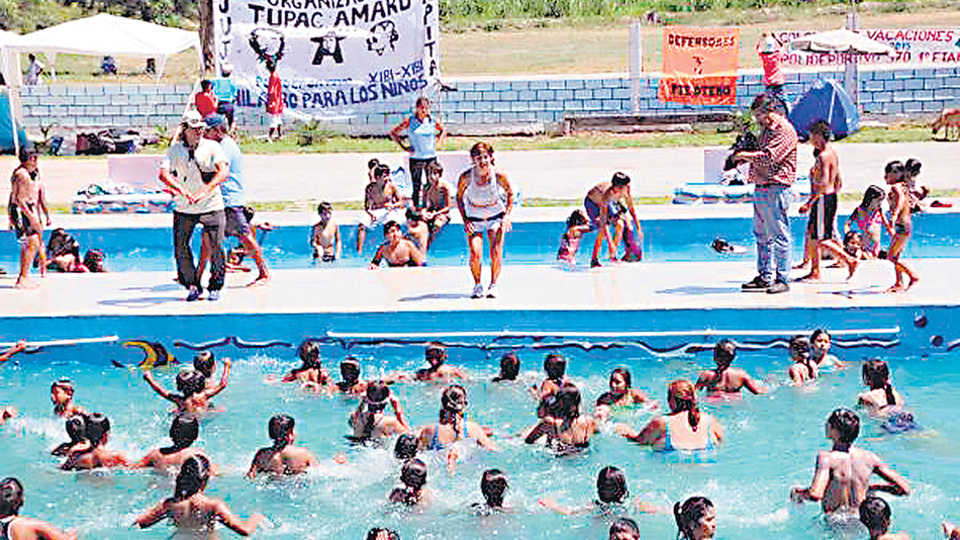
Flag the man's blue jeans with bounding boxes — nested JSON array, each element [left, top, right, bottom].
[[753, 184, 792, 284]]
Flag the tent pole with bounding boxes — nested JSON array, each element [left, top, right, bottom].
[[844, 1, 859, 111]]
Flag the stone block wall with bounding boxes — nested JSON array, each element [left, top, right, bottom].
[[18, 66, 960, 134]]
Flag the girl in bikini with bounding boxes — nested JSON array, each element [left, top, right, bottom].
[[859, 360, 919, 434], [416, 385, 498, 471], [884, 160, 920, 292], [844, 185, 885, 259], [596, 368, 653, 421], [557, 209, 590, 264], [615, 380, 723, 456]]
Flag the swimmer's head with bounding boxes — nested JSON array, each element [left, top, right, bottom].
[[597, 466, 629, 504], [481, 468, 508, 508], [176, 370, 206, 397], [611, 172, 631, 188], [610, 368, 632, 393], [566, 209, 588, 229], [557, 382, 582, 421], [861, 185, 885, 213], [713, 340, 736, 369], [0, 477, 24, 517], [859, 496, 891, 534], [297, 339, 322, 369], [788, 335, 812, 361], [674, 496, 716, 540], [366, 528, 400, 540], [440, 385, 468, 415], [65, 415, 86, 443], [174, 455, 211, 501], [340, 357, 361, 384], [50, 379, 75, 404], [609, 517, 641, 540], [543, 353, 567, 382], [667, 380, 701, 430], [394, 433, 419, 461], [497, 352, 520, 381], [268, 414, 295, 449], [862, 359, 891, 390], [193, 351, 215, 378], [811, 329, 831, 354], [364, 381, 390, 410], [827, 408, 860, 445], [170, 415, 200, 449], [425, 343, 447, 367], [84, 413, 111, 447], [400, 458, 428, 491]]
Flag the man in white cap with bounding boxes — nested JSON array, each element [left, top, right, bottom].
[[158, 110, 229, 301]]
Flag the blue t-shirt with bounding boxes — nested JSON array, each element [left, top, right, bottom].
[[212, 78, 237, 103], [408, 115, 437, 159], [218, 136, 245, 207]]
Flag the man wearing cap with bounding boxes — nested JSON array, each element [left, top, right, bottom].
[[203, 113, 270, 285], [158, 110, 229, 301]]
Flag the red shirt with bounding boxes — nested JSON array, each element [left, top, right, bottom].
[[194, 91, 217, 117], [759, 51, 785, 87], [266, 72, 283, 114], [749, 114, 798, 187]]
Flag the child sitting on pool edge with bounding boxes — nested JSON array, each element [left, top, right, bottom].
[[557, 209, 591, 264]]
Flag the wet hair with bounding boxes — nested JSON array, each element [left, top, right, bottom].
[[374, 164, 391, 180], [51, 378, 75, 396], [543, 353, 567, 382], [809, 120, 831, 141], [83, 249, 105, 272], [557, 382, 582, 421], [425, 343, 447, 365], [383, 220, 401, 235], [340, 357, 360, 385], [863, 360, 896, 406], [176, 370, 207, 397], [367, 158, 381, 171], [714, 339, 736, 373], [84, 413, 111, 447], [405, 208, 422, 223], [173, 455, 210, 501], [674, 496, 714, 540], [810, 328, 830, 344], [884, 160, 904, 181], [0, 477, 24, 516], [827, 408, 860, 445], [163, 415, 199, 454], [441, 385, 467, 415], [367, 529, 400, 540], [193, 351, 215, 378], [65, 415, 86, 443], [296, 340, 322, 370], [597, 466, 629, 504], [611, 172, 631, 187], [667, 380, 701, 431], [610, 367, 633, 389], [789, 335, 814, 378], [394, 433, 419, 461], [904, 158, 922, 177], [200, 79, 212, 91], [481, 469, 508, 508], [469, 141, 494, 159], [493, 352, 520, 382], [566, 209, 588, 229], [859, 496, 891, 533], [390, 459, 428, 505], [268, 414, 295, 449], [609, 518, 641, 540], [358, 382, 391, 438]]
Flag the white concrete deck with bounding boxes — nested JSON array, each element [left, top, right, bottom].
[[0, 258, 949, 319]]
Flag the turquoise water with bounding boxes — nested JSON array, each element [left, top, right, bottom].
[[1, 342, 958, 539]]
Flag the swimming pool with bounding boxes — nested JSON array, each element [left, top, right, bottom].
[[1, 335, 957, 540], [2, 212, 958, 271]]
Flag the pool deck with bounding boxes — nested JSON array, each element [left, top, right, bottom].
[[0, 258, 952, 320]]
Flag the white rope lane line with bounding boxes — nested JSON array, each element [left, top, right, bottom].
[[0, 336, 119, 348], [326, 327, 901, 340]]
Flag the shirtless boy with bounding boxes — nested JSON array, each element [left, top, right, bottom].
[[134, 415, 214, 475], [357, 164, 404, 254], [695, 339, 767, 396], [791, 408, 910, 515], [62, 413, 132, 470], [247, 414, 317, 477], [369, 220, 425, 268], [421, 161, 452, 243], [414, 343, 467, 382], [0, 477, 77, 540], [311, 202, 341, 262], [50, 379, 85, 418], [8, 147, 51, 289], [798, 121, 858, 281], [585, 173, 641, 268], [143, 360, 231, 415]]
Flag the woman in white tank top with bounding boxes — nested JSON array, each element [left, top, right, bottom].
[[456, 142, 514, 299]]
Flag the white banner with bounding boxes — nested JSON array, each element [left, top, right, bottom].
[[213, 0, 440, 119], [773, 28, 960, 66]]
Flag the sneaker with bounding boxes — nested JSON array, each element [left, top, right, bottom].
[[590, 259, 602, 268], [741, 276, 770, 291], [208, 290, 221, 302], [470, 283, 484, 299], [486, 283, 498, 298], [186, 286, 201, 302], [766, 281, 790, 294]]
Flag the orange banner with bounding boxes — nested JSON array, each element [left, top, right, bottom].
[[658, 27, 740, 105]]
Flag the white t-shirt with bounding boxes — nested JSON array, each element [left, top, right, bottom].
[[162, 139, 227, 214]]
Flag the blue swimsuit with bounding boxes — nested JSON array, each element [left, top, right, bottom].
[[660, 415, 717, 463]]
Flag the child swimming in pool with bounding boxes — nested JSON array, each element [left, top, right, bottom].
[[860, 496, 910, 540], [0, 477, 77, 540], [348, 382, 409, 441], [596, 367, 653, 421], [884, 161, 920, 292], [472, 469, 511, 514], [791, 408, 910, 515], [534, 353, 568, 416], [332, 357, 367, 396], [811, 329, 845, 370], [135, 415, 216, 475], [694, 340, 767, 397], [193, 351, 229, 392], [539, 466, 660, 515], [388, 458, 430, 506], [136, 455, 265, 538], [416, 385, 498, 470], [281, 340, 330, 390], [367, 528, 400, 540], [615, 380, 723, 453], [524, 383, 598, 452], [609, 518, 641, 540], [858, 359, 920, 434], [491, 352, 520, 382], [414, 343, 467, 382], [61, 413, 132, 470], [787, 335, 818, 385], [247, 414, 317, 477], [675, 496, 717, 540], [50, 379, 85, 418], [51, 415, 89, 457], [143, 364, 230, 415], [557, 209, 590, 264]]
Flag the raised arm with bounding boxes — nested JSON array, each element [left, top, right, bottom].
[[202, 359, 232, 400], [214, 500, 265, 536], [143, 372, 178, 404], [871, 462, 910, 496], [19, 517, 77, 540], [0, 340, 27, 364]]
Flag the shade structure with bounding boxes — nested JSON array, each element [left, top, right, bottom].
[[788, 29, 895, 56], [788, 79, 860, 141]]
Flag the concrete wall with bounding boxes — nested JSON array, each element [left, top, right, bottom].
[[18, 66, 960, 133]]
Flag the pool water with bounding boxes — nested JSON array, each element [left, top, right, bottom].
[[1, 341, 958, 539], [2, 213, 958, 271]]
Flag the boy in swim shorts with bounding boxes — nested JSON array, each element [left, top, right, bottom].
[[8, 147, 51, 289], [357, 164, 405, 254]]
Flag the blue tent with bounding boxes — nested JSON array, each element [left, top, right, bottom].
[[0, 90, 26, 153], [788, 79, 860, 141]]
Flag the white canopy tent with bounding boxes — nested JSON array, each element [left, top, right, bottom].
[[9, 13, 202, 81], [0, 30, 24, 154]]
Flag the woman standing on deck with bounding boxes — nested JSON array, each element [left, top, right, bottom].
[[390, 97, 446, 208], [457, 142, 514, 299]]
